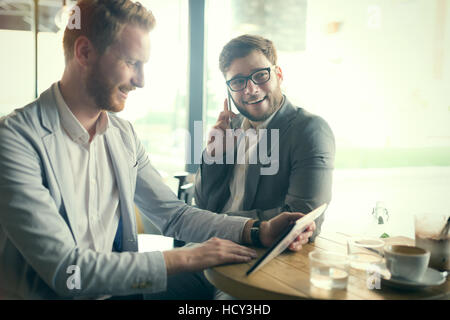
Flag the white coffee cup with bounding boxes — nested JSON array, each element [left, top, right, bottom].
[[384, 245, 430, 282]]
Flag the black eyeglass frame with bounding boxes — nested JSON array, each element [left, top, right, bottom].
[[226, 67, 273, 92]]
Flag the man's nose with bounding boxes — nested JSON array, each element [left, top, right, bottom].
[[131, 65, 145, 88], [244, 79, 259, 95]]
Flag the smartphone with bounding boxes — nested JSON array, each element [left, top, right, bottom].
[[227, 89, 233, 129]]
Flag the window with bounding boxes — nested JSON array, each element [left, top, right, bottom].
[[205, 0, 450, 168], [1, 1, 448, 238], [204, 0, 307, 136], [1, 0, 189, 180], [38, 0, 66, 94], [204, 0, 450, 238], [119, 0, 189, 177], [0, 0, 35, 115]]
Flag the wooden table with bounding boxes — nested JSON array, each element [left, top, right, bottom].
[[204, 232, 449, 300]]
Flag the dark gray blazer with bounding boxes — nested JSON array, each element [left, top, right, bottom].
[[194, 97, 335, 238]]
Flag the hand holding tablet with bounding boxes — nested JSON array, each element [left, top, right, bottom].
[[247, 203, 327, 276]]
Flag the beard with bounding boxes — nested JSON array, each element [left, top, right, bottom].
[[86, 60, 134, 113], [232, 87, 283, 123]]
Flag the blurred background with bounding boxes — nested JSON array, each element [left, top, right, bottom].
[[0, 0, 449, 238]]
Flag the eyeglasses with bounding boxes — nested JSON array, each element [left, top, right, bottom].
[[226, 67, 272, 92]]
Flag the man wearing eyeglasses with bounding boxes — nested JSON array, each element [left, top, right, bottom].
[[195, 35, 336, 241]]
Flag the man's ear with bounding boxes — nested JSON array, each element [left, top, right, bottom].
[[73, 36, 97, 68], [275, 65, 283, 82]]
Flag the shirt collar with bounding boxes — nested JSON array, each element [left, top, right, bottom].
[[95, 110, 110, 136], [53, 82, 110, 145]]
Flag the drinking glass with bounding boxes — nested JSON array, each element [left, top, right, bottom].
[[347, 237, 385, 271], [415, 213, 450, 271], [309, 250, 349, 290]]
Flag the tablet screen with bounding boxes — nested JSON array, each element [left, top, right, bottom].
[[246, 203, 327, 276]]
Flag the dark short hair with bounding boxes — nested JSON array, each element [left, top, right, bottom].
[[219, 34, 278, 74], [63, 0, 156, 63]]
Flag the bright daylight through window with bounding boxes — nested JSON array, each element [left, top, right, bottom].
[[204, 0, 450, 238], [0, 0, 448, 238], [0, 0, 188, 187]]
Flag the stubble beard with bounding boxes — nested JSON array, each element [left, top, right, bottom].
[[233, 87, 283, 123], [86, 60, 125, 113]]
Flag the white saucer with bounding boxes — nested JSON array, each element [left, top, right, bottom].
[[381, 268, 448, 290]]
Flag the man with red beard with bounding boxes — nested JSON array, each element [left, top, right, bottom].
[[0, 1, 315, 299], [195, 35, 335, 241]]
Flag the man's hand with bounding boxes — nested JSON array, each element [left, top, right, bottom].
[[163, 237, 257, 276], [206, 98, 236, 157], [259, 212, 316, 252]]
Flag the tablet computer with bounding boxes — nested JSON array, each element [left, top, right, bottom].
[[246, 203, 327, 276]]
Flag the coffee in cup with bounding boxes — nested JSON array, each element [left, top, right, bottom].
[[384, 245, 430, 282]]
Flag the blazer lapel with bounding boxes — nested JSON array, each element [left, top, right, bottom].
[[243, 97, 297, 210], [39, 87, 79, 242], [104, 127, 137, 244], [243, 163, 261, 210]]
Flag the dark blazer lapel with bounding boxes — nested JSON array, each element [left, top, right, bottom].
[[243, 163, 260, 210], [243, 97, 298, 210], [263, 97, 298, 162], [265, 97, 298, 138]]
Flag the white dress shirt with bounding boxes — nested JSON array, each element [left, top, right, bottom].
[[53, 83, 120, 253]]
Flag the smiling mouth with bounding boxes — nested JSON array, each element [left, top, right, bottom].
[[118, 87, 135, 100], [119, 88, 129, 95], [245, 96, 266, 105]]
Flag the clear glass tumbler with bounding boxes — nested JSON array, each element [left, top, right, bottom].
[[347, 236, 385, 271], [309, 250, 350, 290], [415, 213, 449, 271]]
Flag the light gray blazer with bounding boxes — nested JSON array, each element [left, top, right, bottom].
[[0, 84, 248, 299]]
